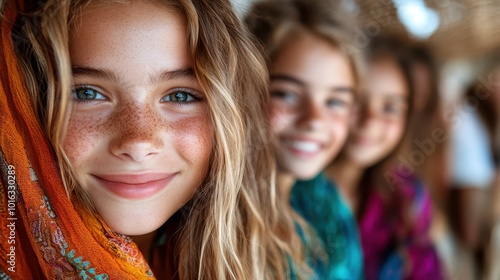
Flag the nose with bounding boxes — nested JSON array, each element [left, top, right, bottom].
[[109, 103, 163, 162], [296, 98, 326, 131], [356, 102, 378, 129]]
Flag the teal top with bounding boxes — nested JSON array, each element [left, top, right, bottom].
[[290, 173, 364, 280]]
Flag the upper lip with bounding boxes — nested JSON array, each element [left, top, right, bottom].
[[92, 173, 176, 184], [281, 135, 326, 146]]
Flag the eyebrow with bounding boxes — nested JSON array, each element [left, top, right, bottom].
[[71, 66, 196, 84], [149, 68, 196, 84], [72, 66, 119, 82], [383, 94, 408, 102], [270, 74, 306, 87], [270, 73, 355, 94]]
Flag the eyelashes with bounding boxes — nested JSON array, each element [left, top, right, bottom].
[[382, 102, 407, 116], [270, 88, 352, 111], [160, 88, 203, 104], [71, 85, 204, 106], [326, 97, 350, 108], [72, 86, 107, 103]]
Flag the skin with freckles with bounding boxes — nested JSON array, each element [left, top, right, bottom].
[[268, 31, 355, 180], [64, 0, 212, 244], [344, 56, 409, 167]]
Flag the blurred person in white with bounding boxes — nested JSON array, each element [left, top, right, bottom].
[[449, 64, 500, 279]]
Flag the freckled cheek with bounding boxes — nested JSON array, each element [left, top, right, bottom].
[[169, 115, 213, 172], [268, 104, 295, 134], [62, 113, 108, 168]]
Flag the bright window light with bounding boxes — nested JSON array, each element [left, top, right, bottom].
[[394, 0, 440, 39]]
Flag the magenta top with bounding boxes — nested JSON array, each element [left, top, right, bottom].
[[359, 170, 444, 280]]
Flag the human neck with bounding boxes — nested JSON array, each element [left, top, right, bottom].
[[130, 230, 157, 263], [277, 171, 296, 200], [326, 157, 365, 213]]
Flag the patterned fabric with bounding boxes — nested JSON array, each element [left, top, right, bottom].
[[360, 169, 444, 280], [0, 1, 159, 278], [290, 173, 364, 280]]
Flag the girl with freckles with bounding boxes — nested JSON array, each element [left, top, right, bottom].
[[0, 0, 307, 278], [246, 0, 364, 278]]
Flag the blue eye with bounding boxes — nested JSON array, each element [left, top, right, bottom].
[[72, 87, 106, 101], [270, 90, 298, 103], [327, 98, 346, 108], [383, 103, 405, 116], [161, 90, 197, 103]]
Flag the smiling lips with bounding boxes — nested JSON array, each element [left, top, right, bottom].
[[93, 173, 176, 199], [281, 137, 324, 157]]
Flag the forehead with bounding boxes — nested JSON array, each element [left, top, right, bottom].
[[363, 57, 409, 100], [69, 1, 190, 70], [71, 0, 182, 32], [270, 31, 354, 89], [69, 1, 193, 85]]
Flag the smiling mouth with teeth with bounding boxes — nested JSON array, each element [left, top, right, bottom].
[[282, 138, 323, 153]]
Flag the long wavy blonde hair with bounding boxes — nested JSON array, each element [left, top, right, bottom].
[[12, 0, 307, 278]]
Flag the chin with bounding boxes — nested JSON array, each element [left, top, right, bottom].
[[351, 156, 379, 168], [108, 221, 163, 236], [295, 174, 318, 181], [98, 208, 172, 236], [291, 168, 322, 181]]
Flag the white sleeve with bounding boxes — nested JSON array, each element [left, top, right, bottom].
[[450, 108, 495, 188]]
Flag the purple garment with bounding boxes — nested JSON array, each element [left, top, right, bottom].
[[359, 170, 444, 280]]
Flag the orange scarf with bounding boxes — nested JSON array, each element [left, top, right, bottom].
[[0, 1, 160, 278]]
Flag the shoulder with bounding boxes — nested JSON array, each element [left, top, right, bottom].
[[291, 173, 343, 211], [386, 169, 430, 201], [390, 169, 433, 234], [292, 175, 363, 279], [381, 168, 432, 219], [292, 173, 339, 197]]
